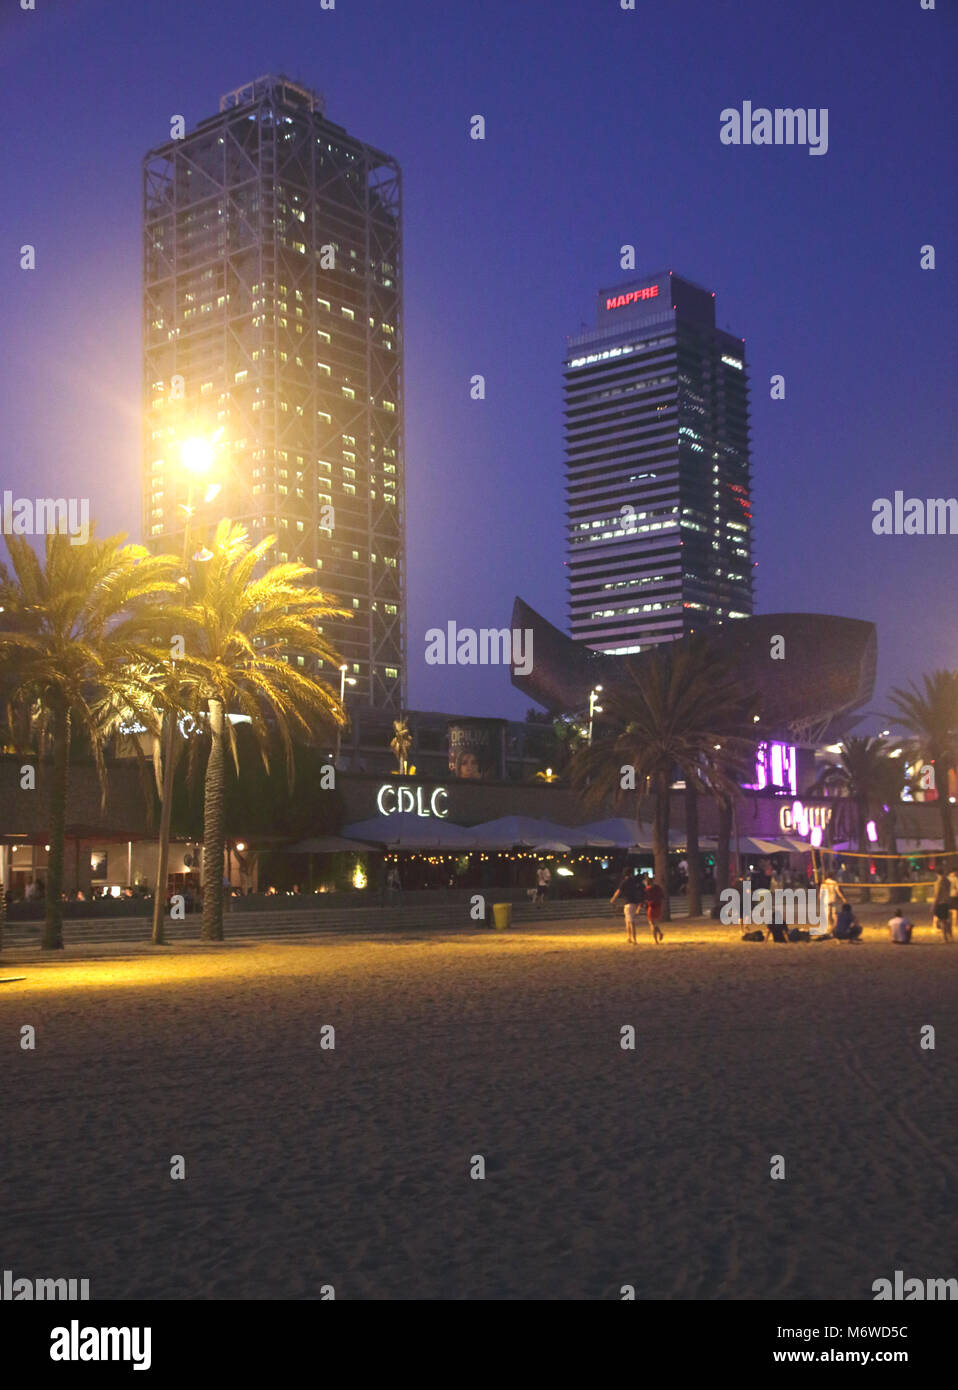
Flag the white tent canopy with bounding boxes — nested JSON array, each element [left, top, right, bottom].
[[574, 818, 642, 848], [575, 819, 698, 850], [342, 814, 477, 848], [466, 816, 590, 850], [736, 836, 800, 856]]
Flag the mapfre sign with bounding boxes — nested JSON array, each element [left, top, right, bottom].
[[606, 285, 659, 310]]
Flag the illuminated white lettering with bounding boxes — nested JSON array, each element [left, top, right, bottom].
[[377, 784, 451, 818]]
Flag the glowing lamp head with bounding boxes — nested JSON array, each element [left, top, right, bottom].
[[866, 820, 878, 843], [810, 826, 823, 848], [177, 428, 218, 478]]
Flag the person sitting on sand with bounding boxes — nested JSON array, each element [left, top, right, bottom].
[[610, 869, 646, 945], [766, 908, 790, 943], [644, 878, 665, 944], [832, 901, 863, 943], [889, 910, 913, 944]]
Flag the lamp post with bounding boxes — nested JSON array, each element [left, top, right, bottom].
[[334, 665, 356, 765], [150, 434, 221, 945], [588, 685, 603, 744]]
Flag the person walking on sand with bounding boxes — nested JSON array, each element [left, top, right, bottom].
[[385, 864, 402, 900], [610, 869, 646, 944], [535, 862, 552, 906], [645, 877, 665, 943], [819, 871, 847, 930], [932, 869, 953, 941], [947, 865, 958, 938]]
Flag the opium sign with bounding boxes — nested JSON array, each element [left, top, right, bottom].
[[376, 784, 449, 818], [779, 801, 832, 835]]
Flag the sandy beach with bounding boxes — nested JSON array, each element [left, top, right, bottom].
[[2, 916, 956, 1300]]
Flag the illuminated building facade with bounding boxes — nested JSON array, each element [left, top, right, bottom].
[[564, 271, 753, 653], [142, 74, 405, 709]]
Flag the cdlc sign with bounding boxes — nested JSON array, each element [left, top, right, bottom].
[[376, 784, 449, 818]]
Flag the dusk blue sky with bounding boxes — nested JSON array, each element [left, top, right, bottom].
[[2, 0, 956, 723]]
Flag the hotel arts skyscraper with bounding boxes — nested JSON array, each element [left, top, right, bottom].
[[563, 271, 753, 653], [142, 75, 405, 710]]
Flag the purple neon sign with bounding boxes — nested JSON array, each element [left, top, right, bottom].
[[743, 741, 797, 796]]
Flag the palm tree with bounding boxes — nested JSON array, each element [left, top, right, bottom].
[[0, 677, 31, 958], [808, 736, 896, 853], [710, 791, 734, 921], [888, 671, 958, 856], [390, 717, 412, 775], [572, 638, 756, 921], [552, 714, 588, 775], [0, 533, 178, 948], [161, 522, 348, 941]]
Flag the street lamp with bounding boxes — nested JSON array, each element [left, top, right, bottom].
[[178, 430, 223, 563], [588, 685, 603, 744], [334, 665, 357, 764], [180, 435, 216, 475], [151, 429, 223, 946]]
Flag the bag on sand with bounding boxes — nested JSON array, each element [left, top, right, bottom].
[[741, 929, 765, 942]]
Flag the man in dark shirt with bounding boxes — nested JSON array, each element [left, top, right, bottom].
[[610, 870, 647, 945], [833, 901, 863, 943]]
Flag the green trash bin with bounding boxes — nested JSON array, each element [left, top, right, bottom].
[[492, 902, 512, 931]]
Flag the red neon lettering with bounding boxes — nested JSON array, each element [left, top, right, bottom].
[[606, 285, 660, 310]]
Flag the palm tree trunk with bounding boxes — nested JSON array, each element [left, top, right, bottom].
[[939, 791, 956, 856], [685, 781, 702, 917], [653, 768, 671, 922], [201, 697, 226, 941], [43, 698, 70, 950], [151, 714, 176, 945], [0, 844, 6, 957], [711, 798, 732, 919], [885, 807, 901, 894], [857, 797, 871, 903]]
